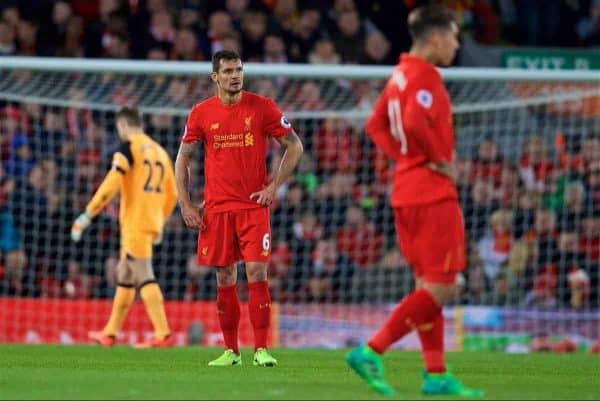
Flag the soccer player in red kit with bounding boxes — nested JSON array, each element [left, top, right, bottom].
[[175, 50, 303, 367], [346, 5, 483, 397]]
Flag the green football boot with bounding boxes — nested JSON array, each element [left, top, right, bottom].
[[207, 349, 242, 367], [346, 345, 395, 396], [253, 348, 278, 367], [421, 370, 484, 397]]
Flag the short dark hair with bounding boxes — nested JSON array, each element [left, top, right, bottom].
[[116, 106, 142, 127], [408, 5, 455, 41], [212, 50, 241, 72]]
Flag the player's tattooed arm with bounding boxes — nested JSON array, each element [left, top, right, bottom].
[[175, 141, 205, 229], [251, 130, 304, 206], [273, 130, 303, 189]]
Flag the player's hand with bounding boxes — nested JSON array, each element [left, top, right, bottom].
[[181, 201, 205, 230], [71, 211, 93, 242], [426, 162, 456, 183], [250, 183, 277, 206]]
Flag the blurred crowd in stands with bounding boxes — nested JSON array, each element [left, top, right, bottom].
[[0, 98, 599, 309], [0, 0, 599, 65], [0, 0, 599, 309]]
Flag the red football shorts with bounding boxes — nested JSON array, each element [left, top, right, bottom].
[[197, 207, 271, 267], [393, 199, 466, 284]]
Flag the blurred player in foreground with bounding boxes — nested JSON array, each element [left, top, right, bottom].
[[71, 106, 177, 348], [346, 5, 483, 397]]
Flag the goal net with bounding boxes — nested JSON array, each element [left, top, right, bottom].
[[0, 58, 599, 351]]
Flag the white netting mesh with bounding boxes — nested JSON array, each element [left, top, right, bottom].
[[0, 61, 599, 350]]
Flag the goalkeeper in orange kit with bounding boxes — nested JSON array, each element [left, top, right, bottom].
[[71, 107, 177, 348]]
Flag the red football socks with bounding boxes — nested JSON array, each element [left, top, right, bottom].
[[418, 312, 446, 373], [216, 284, 240, 355], [248, 280, 271, 351], [368, 288, 441, 354]]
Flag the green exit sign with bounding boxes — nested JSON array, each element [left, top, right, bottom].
[[501, 49, 600, 70]]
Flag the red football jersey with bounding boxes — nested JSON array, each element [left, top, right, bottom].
[[366, 54, 458, 206], [183, 91, 293, 212]]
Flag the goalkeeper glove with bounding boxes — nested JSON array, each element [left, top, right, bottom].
[[71, 211, 93, 242]]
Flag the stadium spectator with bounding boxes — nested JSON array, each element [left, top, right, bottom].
[[220, 32, 242, 57], [1, 4, 19, 29], [103, 30, 130, 58], [206, 10, 235, 55], [314, 172, 355, 231], [525, 209, 558, 258], [63, 259, 98, 299], [471, 138, 503, 184], [170, 28, 205, 61], [577, 0, 600, 46], [579, 211, 600, 263], [0, 19, 16, 56], [31, 108, 67, 161], [314, 117, 363, 174], [360, 30, 393, 65], [307, 236, 357, 302], [553, 231, 588, 306], [56, 15, 85, 57], [476, 209, 513, 285], [524, 264, 559, 309], [463, 178, 499, 240], [224, 0, 250, 32], [294, 153, 318, 195], [1, 106, 25, 161], [308, 37, 341, 64], [266, 240, 293, 301], [15, 18, 38, 56], [148, 9, 176, 53], [240, 10, 267, 61], [9, 164, 50, 266], [583, 160, 600, 209], [556, 181, 588, 232], [334, 10, 366, 63], [82, 0, 125, 58], [287, 7, 322, 63], [289, 209, 323, 270], [336, 204, 384, 270], [269, 0, 299, 35], [519, 136, 554, 193], [271, 182, 306, 243], [4, 134, 35, 180], [513, 189, 540, 238], [0, 165, 26, 296], [496, 163, 521, 208], [263, 33, 287, 64]]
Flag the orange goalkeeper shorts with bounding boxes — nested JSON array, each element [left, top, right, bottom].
[[120, 231, 157, 260], [393, 199, 466, 284]]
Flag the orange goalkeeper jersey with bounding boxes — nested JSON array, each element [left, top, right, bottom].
[[85, 132, 177, 235]]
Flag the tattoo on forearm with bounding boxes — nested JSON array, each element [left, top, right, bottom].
[[277, 130, 301, 148], [179, 142, 197, 158], [175, 142, 198, 203]]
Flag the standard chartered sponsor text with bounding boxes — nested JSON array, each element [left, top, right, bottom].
[[213, 133, 254, 149]]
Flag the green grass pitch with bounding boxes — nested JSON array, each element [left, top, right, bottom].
[[1, 345, 598, 400]]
